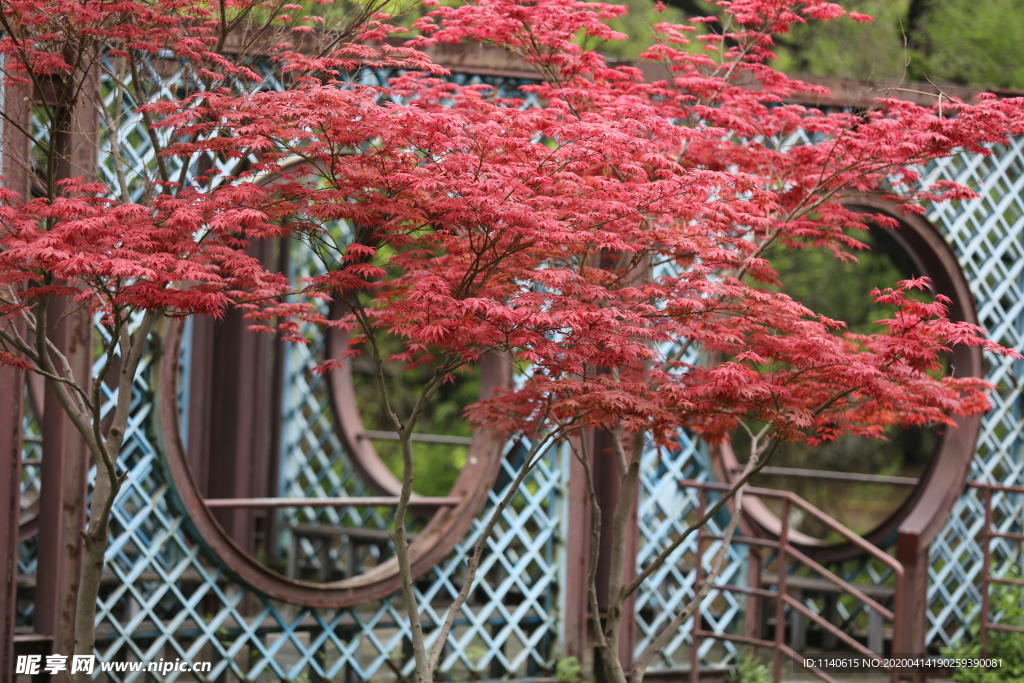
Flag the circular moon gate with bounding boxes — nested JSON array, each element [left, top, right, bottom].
[[713, 200, 985, 562], [154, 318, 511, 608]]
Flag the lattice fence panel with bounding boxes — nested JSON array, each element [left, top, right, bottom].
[[631, 126, 822, 671], [921, 141, 1024, 647], [635, 427, 747, 669], [19, 45, 1024, 673], [89, 345, 564, 681], [18, 58, 565, 680]]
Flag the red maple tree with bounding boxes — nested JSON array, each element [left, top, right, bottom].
[[2, 0, 1022, 680]]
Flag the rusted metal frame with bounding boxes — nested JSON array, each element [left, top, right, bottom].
[[703, 534, 779, 550], [693, 629, 771, 650], [773, 497, 789, 683], [745, 543, 763, 642], [688, 488, 705, 683], [204, 496, 462, 508], [702, 582, 776, 600], [154, 319, 512, 607], [683, 479, 905, 683], [361, 430, 475, 446], [691, 479, 906, 679], [753, 466, 918, 486]]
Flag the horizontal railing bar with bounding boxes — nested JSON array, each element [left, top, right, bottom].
[[20, 458, 42, 467], [785, 595, 882, 662], [692, 630, 774, 651], [693, 631, 840, 683], [778, 643, 841, 683], [990, 530, 1024, 541], [679, 479, 902, 575], [360, 430, 474, 445], [21, 435, 42, 443], [787, 501, 902, 574], [697, 582, 777, 600], [968, 481, 1024, 495], [204, 496, 462, 509], [700, 533, 781, 550], [990, 575, 1024, 587], [751, 466, 918, 486], [987, 622, 1024, 634], [784, 546, 895, 620]]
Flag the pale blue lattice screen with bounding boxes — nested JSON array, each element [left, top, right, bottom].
[[82, 59, 564, 682], [922, 145, 1024, 647], [15, 52, 1024, 677], [630, 132, 1024, 665]]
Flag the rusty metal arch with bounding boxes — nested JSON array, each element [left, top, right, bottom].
[[713, 198, 984, 562], [153, 317, 511, 608]]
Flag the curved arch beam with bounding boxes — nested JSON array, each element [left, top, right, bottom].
[[154, 319, 512, 608], [714, 198, 983, 563]]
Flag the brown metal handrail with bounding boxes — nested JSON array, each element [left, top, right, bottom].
[[204, 495, 462, 508], [680, 479, 905, 683], [967, 481, 1024, 657]]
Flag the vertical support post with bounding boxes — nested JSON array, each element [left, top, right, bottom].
[[0, 75, 32, 683], [773, 497, 789, 683], [31, 64, 97, 657], [34, 299, 89, 657], [980, 486, 992, 658], [895, 529, 928, 671], [562, 438, 591, 665], [891, 568, 905, 683], [744, 547, 763, 642], [689, 488, 705, 683], [190, 239, 278, 564], [0, 354, 25, 682]]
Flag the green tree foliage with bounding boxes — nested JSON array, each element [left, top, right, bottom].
[[352, 336, 479, 497], [911, 0, 1024, 89], [770, 0, 912, 83], [942, 566, 1024, 682], [712, 0, 1024, 89]]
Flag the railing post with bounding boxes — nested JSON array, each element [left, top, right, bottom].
[[1, 74, 33, 683], [980, 486, 992, 658], [0, 351, 24, 682], [891, 567, 905, 683], [689, 487, 705, 683], [774, 497, 789, 683]]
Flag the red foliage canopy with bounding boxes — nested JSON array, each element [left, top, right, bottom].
[[2, 0, 1022, 451]]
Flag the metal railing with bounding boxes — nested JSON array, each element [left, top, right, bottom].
[[680, 479, 905, 683], [968, 481, 1024, 657]]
